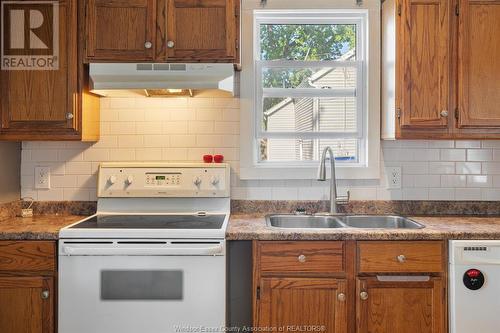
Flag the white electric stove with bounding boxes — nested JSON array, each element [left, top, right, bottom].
[[58, 163, 230, 333]]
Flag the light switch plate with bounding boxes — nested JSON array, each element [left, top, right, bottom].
[[386, 167, 401, 189], [35, 166, 51, 189]]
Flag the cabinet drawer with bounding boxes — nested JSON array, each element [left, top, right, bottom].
[[357, 241, 444, 273], [0, 241, 56, 272], [258, 241, 344, 274]]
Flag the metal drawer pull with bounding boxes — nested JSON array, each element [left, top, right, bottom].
[[65, 112, 74, 120], [376, 275, 430, 282], [397, 254, 406, 263], [144, 41, 152, 49], [41, 290, 49, 299], [297, 254, 306, 263], [440, 110, 448, 117], [360, 291, 368, 300], [167, 40, 175, 48], [337, 293, 346, 302]]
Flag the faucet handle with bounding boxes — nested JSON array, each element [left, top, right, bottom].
[[335, 190, 350, 205]]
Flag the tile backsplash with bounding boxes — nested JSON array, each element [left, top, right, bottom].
[[21, 97, 500, 201]]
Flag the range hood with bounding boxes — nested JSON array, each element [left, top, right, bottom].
[[89, 63, 234, 96]]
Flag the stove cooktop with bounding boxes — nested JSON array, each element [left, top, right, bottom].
[[70, 214, 226, 230]]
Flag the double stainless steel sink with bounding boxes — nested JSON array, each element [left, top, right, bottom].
[[266, 214, 424, 229]]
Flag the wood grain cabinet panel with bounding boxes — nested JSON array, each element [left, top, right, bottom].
[[258, 241, 344, 274], [0, 0, 100, 141], [357, 241, 444, 273], [396, 0, 450, 135], [0, 241, 55, 272], [457, 0, 500, 128], [356, 277, 445, 333], [166, 0, 238, 62], [85, 0, 156, 61], [257, 278, 347, 333], [0, 276, 54, 333]]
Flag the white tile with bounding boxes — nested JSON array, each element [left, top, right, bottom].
[[213, 98, 240, 109], [196, 135, 223, 147], [213, 148, 239, 161], [467, 149, 492, 161], [456, 162, 481, 174], [399, 140, 429, 148], [135, 148, 162, 161], [297, 187, 328, 200], [83, 149, 110, 161], [90, 136, 118, 149], [466, 175, 492, 188], [162, 121, 189, 134], [37, 188, 64, 201], [109, 122, 136, 135], [63, 188, 90, 201], [349, 188, 378, 200], [401, 162, 428, 175], [188, 98, 214, 108], [144, 109, 171, 121], [188, 121, 214, 134], [31, 149, 58, 162], [214, 122, 239, 134], [118, 109, 144, 121], [455, 188, 482, 201], [162, 148, 188, 161], [428, 162, 455, 174], [231, 187, 272, 200], [414, 175, 440, 188], [187, 148, 214, 161], [195, 109, 223, 121], [440, 149, 466, 161], [482, 189, 500, 201], [413, 149, 440, 161], [136, 122, 163, 134], [482, 141, 500, 148], [455, 141, 481, 148], [169, 109, 196, 121], [482, 163, 500, 174], [170, 135, 196, 147], [376, 188, 403, 200], [65, 162, 92, 175], [51, 175, 78, 188], [428, 141, 454, 148], [76, 175, 98, 188], [429, 188, 455, 200], [272, 187, 298, 200], [100, 109, 120, 121], [118, 135, 144, 148], [441, 175, 467, 187], [57, 149, 84, 162], [109, 98, 136, 109], [109, 149, 135, 161], [403, 188, 428, 200], [493, 176, 500, 188], [143, 135, 170, 147], [221, 108, 240, 121], [402, 175, 415, 188], [382, 149, 413, 162], [220, 135, 239, 148]]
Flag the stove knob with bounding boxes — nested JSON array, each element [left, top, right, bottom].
[[126, 175, 134, 185], [210, 176, 220, 186], [108, 175, 117, 185], [193, 176, 202, 186]]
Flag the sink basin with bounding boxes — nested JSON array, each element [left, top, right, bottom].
[[266, 214, 424, 229], [266, 215, 346, 229], [334, 215, 425, 229]]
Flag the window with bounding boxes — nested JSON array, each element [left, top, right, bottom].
[[256, 13, 365, 164], [240, 1, 380, 180]]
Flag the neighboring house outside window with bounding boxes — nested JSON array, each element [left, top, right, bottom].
[[240, 0, 381, 180]]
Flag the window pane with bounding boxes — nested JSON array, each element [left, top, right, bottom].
[[263, 97, 357, 132], [260, 138, 358, 162], [262, 66, 357, 89], [260, 24, 356, 61]]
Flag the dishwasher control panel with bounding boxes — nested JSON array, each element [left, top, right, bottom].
[[97, 163, 230, 198]]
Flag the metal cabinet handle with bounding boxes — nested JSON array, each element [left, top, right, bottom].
[[65, 113, 74, 120], [360, 291, 368, 300], [397, 254, 406, 263], [297, 254, 306, 263], [167, 40, 175, 48], [41, 290, 49, 299], [144, 41, 152, 49], [440, 110, 448, 117], [337, 293, 346, 302]]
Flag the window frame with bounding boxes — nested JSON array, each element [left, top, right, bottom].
[[239, 0, 381, 180]]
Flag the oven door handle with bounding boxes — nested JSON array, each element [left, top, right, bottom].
[[62, 245, 224, 256]]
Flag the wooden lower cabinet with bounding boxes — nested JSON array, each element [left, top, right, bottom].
[[356, 277, 445, 333], [257, 277, 347, 333], [0, 241, 56, 333], [0, 276, 54, 333], [254, 240, 447, 333]]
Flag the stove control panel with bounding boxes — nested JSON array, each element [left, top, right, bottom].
[[97, 163, 230, 198]]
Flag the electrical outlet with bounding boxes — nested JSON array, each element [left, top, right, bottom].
[[386, 167, 401, 189], [35, 166, 51, 189]]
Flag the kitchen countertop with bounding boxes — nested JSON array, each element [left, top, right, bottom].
[[0, 215, 83, 240], [226, 214, 500, 240], [3, 213, 500, 241]]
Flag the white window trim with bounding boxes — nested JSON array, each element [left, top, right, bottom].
[[239, 0, 381, 180]]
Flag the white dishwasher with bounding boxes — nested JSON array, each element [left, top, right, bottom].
[[449, 240, 500, 333]]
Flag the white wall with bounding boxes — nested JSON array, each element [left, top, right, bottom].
[[20, 97, 500, 201], [0, 142, 20, 203]]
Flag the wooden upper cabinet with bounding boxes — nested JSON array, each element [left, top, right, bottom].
[[0, 276, 54, 333], [165, 0, 238, 62], [257, 278, 347, 333], [85, 0, 156, 61], [0, 0, 99, 141], [357, 277, 445, 333], [397, 0, 449, 133], [457, 0, 500, 128]]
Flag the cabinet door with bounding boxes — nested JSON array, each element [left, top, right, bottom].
[[257, 277, 347, 333], [0, 276, 54, 333], [397, 0, 450, 131], [457, 0, 500, 128], [166, 0, 238, 62], [357, 277, 445, 333], [86, 0, 156, 61], [0, 0, 79, 139]]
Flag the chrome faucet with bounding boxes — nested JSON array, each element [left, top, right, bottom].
[[317, 146, 350, 214]]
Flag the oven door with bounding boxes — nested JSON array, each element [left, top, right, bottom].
[[58, 239, 226, 333]]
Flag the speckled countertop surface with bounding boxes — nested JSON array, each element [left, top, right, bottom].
[[3, 212, 500, 241], [227, 214, 500, 240], [0, 215, 84, 240]]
